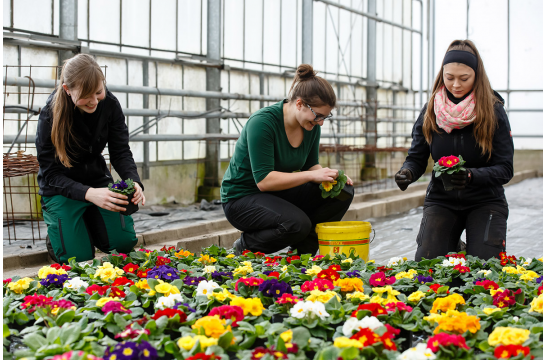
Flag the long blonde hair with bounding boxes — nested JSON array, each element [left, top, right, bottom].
[[423, 39, 499, 159], [51, 54, 105, 168]]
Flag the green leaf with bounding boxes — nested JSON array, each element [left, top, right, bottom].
[[217, 331, 234, 349], [3, 324, 10, 338], [23, 333, 48, 351], [291, 326, 311, 347], [340, 346, 360, 360], [56, 310, 75, 327], [60, 325, 81, 346]]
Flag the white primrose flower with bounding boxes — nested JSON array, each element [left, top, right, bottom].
[[397, 343, 436, 360], [155, 296, 175, 310], [387, 256, 405, 267], [522, 258, 533, 267], [441, 257, 466, 267], [203, 265, 217, 274], [342, 316, 383, 336], [477, 269, 492, 276], [63, 277, 89, 290], [307, 301, 330, 320], [196, 280, 220, 297], [290, 300, 311, 319]]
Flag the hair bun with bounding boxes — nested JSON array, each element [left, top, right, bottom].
[[296, 64, 317, 80]]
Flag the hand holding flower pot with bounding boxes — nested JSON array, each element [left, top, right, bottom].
[[433, 155, 466, 191], [320, 170, 350, 200], [108, 178, 139, 215]]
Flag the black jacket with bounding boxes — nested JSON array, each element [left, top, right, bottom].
[[36, 89, 143, 202], [402, 92, 514, 210]]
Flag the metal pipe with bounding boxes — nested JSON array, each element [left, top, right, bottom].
[[7, 132, 540, 145], [419, 0, 424, 108], [59, 0, 78, 63], [302, 0, 313, 65], [315, 0, 422, 34], [3, 75, 371, 107]]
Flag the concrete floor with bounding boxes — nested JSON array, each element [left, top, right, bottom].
[[366, 177, 544, 264]]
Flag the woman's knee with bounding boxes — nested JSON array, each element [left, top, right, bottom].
[[279, 215, 312, 240]]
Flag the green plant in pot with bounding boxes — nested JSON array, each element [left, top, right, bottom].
[[433, 155, 466, 191], [108, 178, 139, 216]]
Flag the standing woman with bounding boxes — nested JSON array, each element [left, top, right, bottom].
[[36, 54, 145, 264], [395, 40, 514, 261], [221, 64, 354, 256]]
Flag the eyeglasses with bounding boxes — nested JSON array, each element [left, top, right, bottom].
[[306, 104, 333, 122]]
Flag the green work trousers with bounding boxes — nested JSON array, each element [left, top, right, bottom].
[[42, 195, 138, 264]]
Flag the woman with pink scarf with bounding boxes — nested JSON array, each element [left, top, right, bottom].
[[395, 40, 514, 261]]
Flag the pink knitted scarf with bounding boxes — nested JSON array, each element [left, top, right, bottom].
[[434, 86, 476, 133]]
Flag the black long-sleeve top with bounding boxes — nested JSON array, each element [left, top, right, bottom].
[[401, 91, 514, 210], [36, 89, 143, 202]]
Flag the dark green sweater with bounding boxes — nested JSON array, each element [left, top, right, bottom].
[[221, 100, 321, 203]]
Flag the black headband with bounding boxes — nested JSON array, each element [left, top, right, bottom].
[[442, 50, 478, 72]]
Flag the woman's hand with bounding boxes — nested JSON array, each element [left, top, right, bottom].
[[346, 175, 354, 186], [85, 188, 128, 212], [310, 167, 339, 183], [132, 182, 146, 205]]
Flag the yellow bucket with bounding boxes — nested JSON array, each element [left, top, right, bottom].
[[316, 221, 373, 261]]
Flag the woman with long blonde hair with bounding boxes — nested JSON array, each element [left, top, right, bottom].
[[395, 40, 514, 261], [36, 53, 145, 264]]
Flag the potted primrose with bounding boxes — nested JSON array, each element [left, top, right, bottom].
[[433, 155, 466, 191], [320, 170, 351, 201], [108, 178, 139, 216]]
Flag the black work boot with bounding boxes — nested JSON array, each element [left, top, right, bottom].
[[232, 233, 247, 256]]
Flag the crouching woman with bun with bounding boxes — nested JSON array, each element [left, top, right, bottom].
[[36, 54, 145, 264], [221, 64, 355, 256]]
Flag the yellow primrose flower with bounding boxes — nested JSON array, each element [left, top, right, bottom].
[[233, 264, 253, 276], [135, 279, 151, 291], [322, 180, 337, 192], [520, 270, 539, 281], [177, 335, 217, 350], [38, 266, 67, 279], [226, 254, 235, 259], [305, 265, 323, 276], [367, 260, 375, 263], [208, 288, 235, 302], [346, 291, 370, 302], [94, 262, 124, 282], [333, 278, 364, 293], [490, 288, 505, 296], [306, 290, 341, 303], [192, 315, 231, 338], [538, 257, 543, 262], [7, 278, 35, 294], [333, 337, 363, 349], [502, 267, 522, 275], [407, 291, 426, 303], [341, 258, 353, 264], [154, 281, 180, 296], [197, 254, 217, 265], [488, 327, 530, 346], [96, 297, 121, 308], [395, 269, 418, 280], [529, 294, 543, 314], [281, 265, 288, 273], [430, 294, 465, 314], [174, 249, 194, 259], [423, 313, 443, 324], [230, 296, 265, 316], [482, 307, 502, 315], [280, 330, 293, 343]]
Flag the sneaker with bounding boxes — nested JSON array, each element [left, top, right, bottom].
[[232, 238, 244, 256], [45, 235, 59, 264]]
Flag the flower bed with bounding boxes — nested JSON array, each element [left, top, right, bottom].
[[3, 247, 543, 360]]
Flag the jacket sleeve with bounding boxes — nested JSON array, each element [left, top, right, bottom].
[[469, 104, 514, 186], [401, 105, 431, 182], [36, 104, 91, 202], [107, 95, 144, 190]]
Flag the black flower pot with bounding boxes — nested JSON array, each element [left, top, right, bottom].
[[120, 192, 139, 216], [440, 173, 455, 191], [271, 313, 289, 324], [335, 185, 354, 201], [399, 328, 413, 352]]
